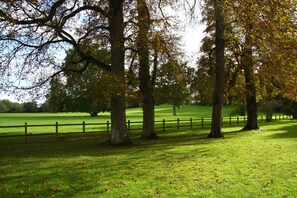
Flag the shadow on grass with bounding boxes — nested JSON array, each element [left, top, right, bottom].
[[1, 121, 296, 197], [0, 130, 213, 159], [0, 130, 214, 196], [266, 122, 297, 139], [220, 120, 297, 139], [1, 120, 295, 160]]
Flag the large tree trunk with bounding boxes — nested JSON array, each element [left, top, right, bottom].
[[242, 26, 259, 131], [208, 0, 225, 138], [137, 0, 157, 139], [108, 0, 130, 145]]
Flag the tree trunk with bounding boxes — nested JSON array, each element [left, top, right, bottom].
[[266, 112, 272, 122], [108, 0, 130, 145], [173, 103, 177, 116], [137, 0, 157, 139], [90, 112, 98, 117], [208, 0, 225, 138], [242, 26, 259, 131]]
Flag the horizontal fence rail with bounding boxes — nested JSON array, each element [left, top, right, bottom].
[[0, 114, 293, 140]]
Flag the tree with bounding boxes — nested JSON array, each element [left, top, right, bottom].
[[107, 0, 130, 145], [191, 35, 215, 105], [48, 76, 67, 113], [23, 101, 38, 113], [0, 0, 130, 145], [155, 60, 191, 116], [0, 99, 24, 113], [62, 48, 112, 116], [136, 0, 157, 138], [225, 0, 297, 130], [242, 30, 259, 130], [132, 0, 182, 138], [197, 0, 296, 131], [208, 0, 225, 138], [39, 100, 50, 112], [255, 0, 297, 103], [0, 100, 10, 113]]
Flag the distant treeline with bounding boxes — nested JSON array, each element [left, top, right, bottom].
[[0, 99, 49, 113]]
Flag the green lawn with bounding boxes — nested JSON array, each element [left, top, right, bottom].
[[0, 105, 238, 135], [0, 104, 235, 125], [0, 120, 296, 197]]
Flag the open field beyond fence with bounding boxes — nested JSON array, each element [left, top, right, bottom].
[[0, 105, 292, 138]]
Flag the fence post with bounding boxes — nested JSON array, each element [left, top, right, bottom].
[[107, 121, 110, 134], [244, 117, 246, 124], [261, 115, 263, 123], [190, 118, 193, 130], [163, 119, 165, 132], [25, 122, 28, 142], [274, 114, 277, 120], [177, 118, 180, 130], [201, 118, 204, 128], [229, 117, 232, 126], [221, 117, 223, 126], [56, 122, 58, 137], [82, 121, 85, 134], [237, 117, 239, 125]]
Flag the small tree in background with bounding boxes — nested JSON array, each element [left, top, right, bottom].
[[155, 60, 191, 116]]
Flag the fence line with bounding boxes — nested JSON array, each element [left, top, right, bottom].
[[0, 114, 293, 139]]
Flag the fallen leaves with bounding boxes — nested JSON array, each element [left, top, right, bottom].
[[115, 180, 125, 188], [48, 186, 62, 193]]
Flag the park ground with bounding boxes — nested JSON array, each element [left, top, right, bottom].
[[0, 105, 296, 197]]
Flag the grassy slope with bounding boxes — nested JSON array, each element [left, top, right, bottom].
[[0, 120, 296, 197]]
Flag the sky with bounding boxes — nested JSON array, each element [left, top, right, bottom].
[[182, 24, 205, 66]]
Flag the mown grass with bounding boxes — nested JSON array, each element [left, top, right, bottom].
[[0, 105, 236, 135], [0, 104, 235, 125], [0, 120, 296, 197]]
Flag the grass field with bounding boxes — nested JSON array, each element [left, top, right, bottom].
[[0, 105, 296, 197], [0, 120, 296, 197], [0, 104, 235, 125], [0, 105, 239, 135]]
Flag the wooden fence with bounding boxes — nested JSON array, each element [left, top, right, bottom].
[[0, 114, 293, 139]]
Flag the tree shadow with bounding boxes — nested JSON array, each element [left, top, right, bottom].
[[220, 121, 297, 139], [0, 130, 214, 160], [266, 123, 297, 139], [0, 130, 214, 197]]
